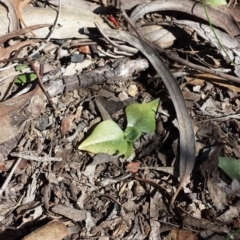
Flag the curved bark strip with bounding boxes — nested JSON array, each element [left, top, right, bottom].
[[102, 29, 196, 207], [130, 0, 240, 37]]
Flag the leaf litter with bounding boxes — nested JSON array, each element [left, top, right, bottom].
[[0, 0, 240, 239]]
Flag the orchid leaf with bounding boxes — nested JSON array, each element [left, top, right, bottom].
[[78, 120, 127, 155], [125, 142, 134, 158], [124, 126, 141, 142], [15, 73, 37, 84], [219, 157, 240, 180], [126, 98, 159, 133], [207, 0, 227, 6]]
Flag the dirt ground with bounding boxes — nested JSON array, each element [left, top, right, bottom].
[[0, 0, 240, 239]]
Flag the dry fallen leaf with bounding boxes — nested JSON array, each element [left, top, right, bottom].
[[9, 0, 32, 28], [0, 24, 50, 45], [0, 40, 36, 61], [185, 73, 240, 92], [207, 178, 228, 211], [220, 3, 240, 22], [126, 161, 141, 173], [21, 221, 69, 240], [0, 162, 8, 171], [170, 229, 198, 240], [0, 0, 18, 32], [60, 116, 74, 137], [78, 45, 90, 54], [0, 86, 44, 145]]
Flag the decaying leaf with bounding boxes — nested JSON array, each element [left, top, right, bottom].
[[60, 116, 74, 137], [8, 0, 32, 28], [0, 0, 18, 32], [222, 3, 240, 22], [21, 221, 69, 240], [207, 178, 228, 211], [140, 25, 184, 49], [170, 229, 198, 240], [78, 45, 90, 54], [126, 161, 141, 173], [185, 73, 240, 92], [0, 40, 36, 61], [0, 86, 44, 145], [0, 24, 50, 44], [22, 5, 110, 39]]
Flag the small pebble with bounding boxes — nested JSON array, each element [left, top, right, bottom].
[[127, 84, 138, 97]]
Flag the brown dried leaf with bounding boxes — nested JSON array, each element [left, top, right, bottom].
[[9, 0, 32, 28], [0, 0, 18, 31], [0, 86, 44, 144], [126, 161, 141, 173], [170, 229, 198, 240], [60, 116, 74, 137], [78, 45, 90, 54], [51, 205, 87, 222], [221, 4, 240, 22], [0, 162, 8, 171], [21, 221, 69, 240], [0, 24, 50, 45], [207, 178, 228, 211], [18, 158, 28, 169], [185, 73, 240, 92], [0, 40, 36, 61]]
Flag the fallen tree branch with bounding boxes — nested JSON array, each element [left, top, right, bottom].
[[46, 58, 149, 97]]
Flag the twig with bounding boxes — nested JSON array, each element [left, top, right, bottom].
[[27, 57, 55, 108], [95, 22, 137, 54], [0, 158, 22, 196], [0, 63, 18, 71], [201, 0, 234, 65], [29, 0, 61, 57], [120, 1, 144, 39], [10, 152, 62, 162], [162, 50, 240, 84], [96, 46, 125, 58]]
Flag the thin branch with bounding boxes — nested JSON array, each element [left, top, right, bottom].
[[10, 152, 62, 162], [29, 0, 61, 57], [95, 22, 137, 54], [27, 57, 55, 108], [0, 158, 22, 196]]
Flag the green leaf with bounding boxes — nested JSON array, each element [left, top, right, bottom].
[[15, 64, 28, 71], [124, 126, 141, 142], [206, 0, 227, 6], [15, 73, 37, 84], [219, 157, 240, 180], [125, 142, 134, 158], [78, 120, 127, 155], [126, 98, 160, 133]]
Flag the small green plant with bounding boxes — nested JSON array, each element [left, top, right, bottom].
[[223, 229, 240, 240], [15, 64, 37, 85], [219, 156, 240, 180], [206, 0, 227, 6], [78, 98, 160, 157], [201, 0, 234, 65]]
